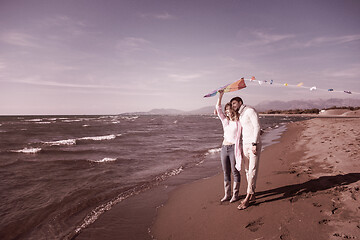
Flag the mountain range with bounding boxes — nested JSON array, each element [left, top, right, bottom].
[[124, 98, 360, 115]]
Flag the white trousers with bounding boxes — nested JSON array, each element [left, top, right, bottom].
[[242, 143, 261, 194]]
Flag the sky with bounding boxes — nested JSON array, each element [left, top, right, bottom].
[[0, 0, 359, 115]]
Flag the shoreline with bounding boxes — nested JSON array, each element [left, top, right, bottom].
[[73, 120, 290, 240], [151, 118, 360, 239]]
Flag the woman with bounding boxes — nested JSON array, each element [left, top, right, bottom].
[[215, 90, 242, 203]]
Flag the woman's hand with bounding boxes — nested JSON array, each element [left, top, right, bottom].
[[217, 90, 225, 106]]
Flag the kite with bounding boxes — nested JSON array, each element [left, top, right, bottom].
[[203, 78, 247, 97], [203, 76, 360, 97]]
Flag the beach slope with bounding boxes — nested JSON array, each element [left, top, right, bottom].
[[152, 118, 360, 240]]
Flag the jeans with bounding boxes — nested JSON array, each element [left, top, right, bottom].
[[221, 144, 240, 182]]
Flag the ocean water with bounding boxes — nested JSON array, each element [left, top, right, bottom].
[[0, 114, 310, 239]]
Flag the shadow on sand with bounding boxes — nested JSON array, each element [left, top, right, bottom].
[[251, 173, 360, 205]]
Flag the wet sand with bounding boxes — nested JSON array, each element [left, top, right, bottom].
[[152, 118, 360, 239]]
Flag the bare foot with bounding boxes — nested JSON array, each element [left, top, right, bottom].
[[237, 201, 249, 210]]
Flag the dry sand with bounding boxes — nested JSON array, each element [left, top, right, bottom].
[[151, 118, 360, 240]]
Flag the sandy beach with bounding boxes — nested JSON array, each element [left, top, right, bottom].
[[152, 117, 360, 239]]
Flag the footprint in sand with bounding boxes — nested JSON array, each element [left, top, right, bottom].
[[245, 217, 264, 232], [312, 202, 322, 207], [318, 219, 330, 224]]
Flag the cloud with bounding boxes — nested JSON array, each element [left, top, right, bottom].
[[0, 60, 6, 70], [139, 12, 176, 20], [321, 64, 360, 79], [116, 37, 151, 52], [303, 34, 360, 47], [0, 31, 40, 48], [237, 30, 295, 48], [252, 31, 295, 44], [168, 73, 202, 82], [38, 15, 88, 36], [6, 75, 164, 95]]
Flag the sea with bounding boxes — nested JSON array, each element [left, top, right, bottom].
[[0, 114, 311, 239]]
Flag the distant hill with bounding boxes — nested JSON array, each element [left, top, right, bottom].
[[186, 106, 215, 115], [147, 108, 186, 115], [122, 98, 360, 115], [254, 98, 360, 112]]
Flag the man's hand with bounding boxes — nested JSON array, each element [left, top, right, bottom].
[[252, 145, 257, 155]]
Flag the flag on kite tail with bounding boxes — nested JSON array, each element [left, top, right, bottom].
[[203, 78, 247, 97]]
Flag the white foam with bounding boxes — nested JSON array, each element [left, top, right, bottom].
[[167, 166, 183, 176], [12, 147, 42, 154], [36, 121, 52, 124], [79, 134, 116, 141], [25, 119, 42, 122], [122, 116, 139, 121], [206, 148, 221, 154], [45, 139, 77, 146], [63, 119, 82, 122], [82, 124, 90, 127], [92, 157, 117, 163]]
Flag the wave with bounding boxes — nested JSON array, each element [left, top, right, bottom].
[[79, 134, 116, 141], [25, 119, 43, 122], [43, 134, 120, 146], [90, 157, 117, 163], [11, 147, 42, 154], [35, 121, 52, 124], [63, 119, 82, 123], [206, 147, 221, 155], [44, 139, 77, 146], [121, 116, 139, 121]]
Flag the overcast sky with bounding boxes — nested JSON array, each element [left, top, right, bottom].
[[1, 0, 359, 115]]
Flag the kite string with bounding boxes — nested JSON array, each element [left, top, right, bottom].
[[242, 78, 360, 95]]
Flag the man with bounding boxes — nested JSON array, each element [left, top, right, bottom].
[[230, 96, 261, 210]]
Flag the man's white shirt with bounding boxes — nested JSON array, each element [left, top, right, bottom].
[[238, 105, 261, 144]]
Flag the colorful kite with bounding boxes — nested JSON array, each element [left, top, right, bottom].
[[297, 82, 304, 87], [310, 86, 317, 91], [203, 78, 247, 97], [344, 90, 352, 94], [328, 89, 334, 92]]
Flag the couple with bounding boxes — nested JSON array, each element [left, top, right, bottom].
[[215, 90, 261, 210]]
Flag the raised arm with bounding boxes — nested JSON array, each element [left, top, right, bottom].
[[215, 90, 226, 121], [216, 90, 224, 107]]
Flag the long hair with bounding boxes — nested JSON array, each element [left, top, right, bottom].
[[224, 102, 239, 121]]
